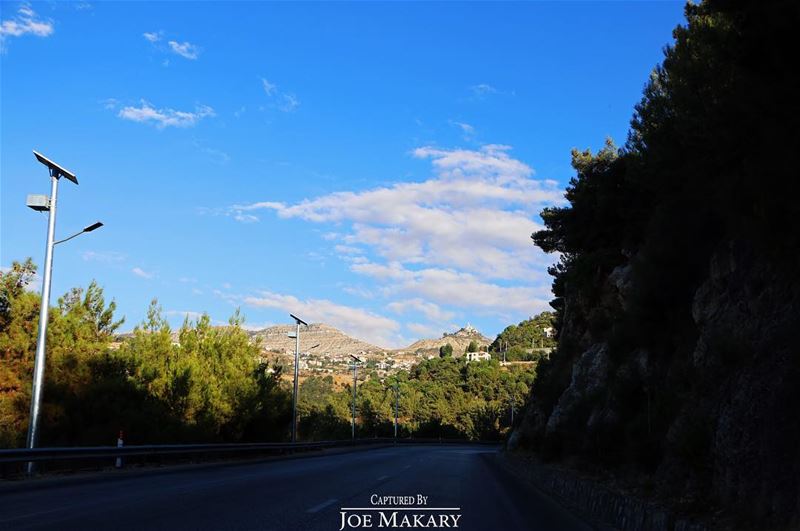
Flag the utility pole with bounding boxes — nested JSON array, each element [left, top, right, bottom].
[[289, 314, 308, 443], [350, 354, 362, 440]]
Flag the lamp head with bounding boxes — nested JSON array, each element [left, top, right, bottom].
[[83, 221, 103, 233]]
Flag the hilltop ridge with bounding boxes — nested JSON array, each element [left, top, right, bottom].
[[250, 323, 383, 355], [403, 324, 491, 356]]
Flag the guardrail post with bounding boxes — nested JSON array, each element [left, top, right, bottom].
[[115, 430, 124, 469]]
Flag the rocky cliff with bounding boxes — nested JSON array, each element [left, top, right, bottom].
[[515, 2, 800, 528], [515, 241, 800, 528]]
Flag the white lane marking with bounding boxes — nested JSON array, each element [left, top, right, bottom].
[[377, 474, 389, 480], [403, 465, 411, 469], [307, 498, 338, 513]]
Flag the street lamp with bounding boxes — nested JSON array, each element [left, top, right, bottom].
[[391, 377, 400, 439], [349, 354, 362, 440], [380, 376, 401, 439], [289, 313, 308, 443], [25, 151, 102, 475]]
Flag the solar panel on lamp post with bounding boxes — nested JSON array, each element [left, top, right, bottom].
[[25, 151, 101, 475], [289, 313, 308, 443]]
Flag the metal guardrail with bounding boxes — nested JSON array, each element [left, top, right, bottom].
[[0, 438, 500, 464]]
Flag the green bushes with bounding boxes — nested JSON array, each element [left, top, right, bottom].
[[296, 357, 535, 441], [1, 260, 533, 446], [0, 261, 291, 447]]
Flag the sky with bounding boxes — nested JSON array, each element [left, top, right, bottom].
[[0, 1, 686, 348]]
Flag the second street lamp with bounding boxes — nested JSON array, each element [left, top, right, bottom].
[[350, 354, 362, 440], [384, 376, 401, 439], [289, 313, 308, 443], [393, 378, 400, 439]]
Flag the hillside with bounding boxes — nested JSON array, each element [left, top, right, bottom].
[[403, 325, 491, 356], [250, 323, 383, 356]]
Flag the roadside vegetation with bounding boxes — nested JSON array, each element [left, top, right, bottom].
[[1, 259, 535, 446], [489, 312, 556, 361]]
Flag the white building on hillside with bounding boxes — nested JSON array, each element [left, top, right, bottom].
[[465, 351, 492, 363]]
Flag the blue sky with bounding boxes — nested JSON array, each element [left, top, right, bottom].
[[1, 1, 685, 347]]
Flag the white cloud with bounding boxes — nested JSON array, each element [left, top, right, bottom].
[[102, 98, 118, 110], [450, 120, 476, 141], [118, 100, 214, 128], [237, 291, 402, 348], [452, 121, 475, 134], [261, 78, 277, 96], [225, 143, 562, 332], [354, 261, 550, 315], [406, 322, 450, 339], [231, 144, 561, 279], [279, 93, 300, 112], [168, 40, 199, 60], [470, 83, 497, 96], [260, 77, 301, 112], [334, 244, 363, 255], [234, 212, 259, 223], [387, 298, 454, 322], [240, 321, 274, 332], [341, 285, 374, 299], [132, 267, 154, 279], [143, 31, 161, 43], [165, 310, 203, 321], [82, 251, 126, 263], [1, 4, 53, 49]]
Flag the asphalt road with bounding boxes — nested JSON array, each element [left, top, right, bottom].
[[0, 445, 593, 531]]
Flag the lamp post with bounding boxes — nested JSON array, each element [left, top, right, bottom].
[[288, 314, 308, 443], [393, 378, 399, 439], [350, 354, 362, 440], [25, 151, 102, 475]]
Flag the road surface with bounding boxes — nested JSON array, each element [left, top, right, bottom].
[[0, 444, 592, 531]]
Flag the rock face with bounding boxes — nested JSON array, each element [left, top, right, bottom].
[[545, 343, 609, 436], [403, 325, 491, 356], [515, 240, 800, 527]]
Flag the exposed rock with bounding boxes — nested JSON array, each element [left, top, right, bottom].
[[518, 240, 800, 526], [546, 342, 609, 435]]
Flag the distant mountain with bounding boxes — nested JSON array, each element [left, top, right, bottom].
[[116, 322, 493, 365], [250, 323, 384, 357], [402, 324, 491, 356]]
